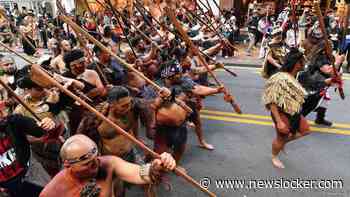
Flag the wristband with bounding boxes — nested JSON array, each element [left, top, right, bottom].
[[140, 163, 152, 182]]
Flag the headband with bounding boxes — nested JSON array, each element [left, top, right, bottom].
[[64, 147, 98, 165], [69, 57, 86, 66]]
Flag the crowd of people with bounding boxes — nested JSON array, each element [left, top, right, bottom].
[[0, 0, 347, 196]]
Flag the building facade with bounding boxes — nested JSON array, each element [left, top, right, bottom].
[[0, 0, 75, 17]]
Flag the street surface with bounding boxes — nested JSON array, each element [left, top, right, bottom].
[[130, 67, 350, 197], [3, 52, 350, 197]]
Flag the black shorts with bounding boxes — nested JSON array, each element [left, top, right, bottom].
[[155, 123, 188, 152]]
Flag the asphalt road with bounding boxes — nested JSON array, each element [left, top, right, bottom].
[[3, 52, 350, 197], [129, 67, 350, 197]]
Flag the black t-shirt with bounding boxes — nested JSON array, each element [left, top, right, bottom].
[[248, 16, 259, 33], [298, 53, 330, 93]]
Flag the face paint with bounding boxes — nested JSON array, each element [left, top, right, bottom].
[[71, 62, 86, 75]]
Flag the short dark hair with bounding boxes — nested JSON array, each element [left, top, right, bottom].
[[281, 48, 304, 72], [63, 49, 85, 68], [107, 86, 130, 103]]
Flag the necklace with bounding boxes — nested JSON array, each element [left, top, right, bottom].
[[64, 170, 102, 197]]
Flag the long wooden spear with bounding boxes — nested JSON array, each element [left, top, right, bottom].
[[165, 5, 242, 114], [181, 4, 237, 51], [56, 0, 110, 85], [177, 8, 237, 77], [211, 0, 227, 20], [196, 0, 215, 25], [183, 3, 234, 50], [0, 77, 41, 122], [29, 63, 216, 197], [107, 0, 139, 59], [0, 41, 68, 144], [313, 0, 345, 99], [133, 2, 162, 36], [0, 40, 214, 196], [94, 0, 161, 51], [57, 8, 193, 113], [204, 0, 214, 17], [196, 5, 224, 32], [134, 0, 237, 77], [83, 0, 102, 35]]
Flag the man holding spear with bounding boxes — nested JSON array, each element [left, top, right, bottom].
[[40, 134, 176, 197]]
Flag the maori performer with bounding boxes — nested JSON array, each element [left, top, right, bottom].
[[261, 26, 288, 79], [76, 86, 173, 196], [96, 86, 162, 154], [158, 62, 226, 153], [62, 49, 106, 133], [40, 134, 176, 197], [299, 27, 344, 126], [93, 43, 128, 86], [262, 48, 310, 169], [76, 85, 162, 155], [123, 49, 158, 99]]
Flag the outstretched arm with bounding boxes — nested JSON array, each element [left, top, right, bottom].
[[191, 85, 223, 97], [9, 114, 56, 137], [191, 64, 220, 75], [110, 152, 176, 184]]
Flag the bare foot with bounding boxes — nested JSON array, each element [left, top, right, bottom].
[[272, 156, 285, 169], [198, 141, 215, 150], [187, 121, 196, 128]]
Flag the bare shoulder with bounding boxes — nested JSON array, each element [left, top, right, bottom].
[[86, 69, 99, 77], [40, 170, 67, 197], [98, 155, 124, 167]]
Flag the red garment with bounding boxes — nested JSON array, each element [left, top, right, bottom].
[[0, 135, 25, 182], [41, 121, 65, 144], [112, 27, 123, 36], [85, 21, 97, 31]]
